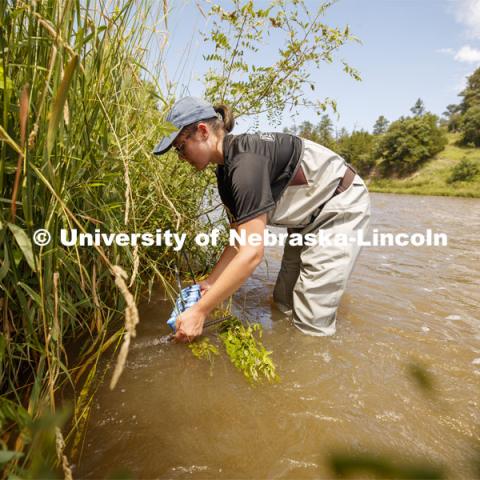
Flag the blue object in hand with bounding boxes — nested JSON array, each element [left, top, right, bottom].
[[166, 284, 202, 331]]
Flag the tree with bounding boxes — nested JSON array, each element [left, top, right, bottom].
[[202, 1, 361, 124], [336, 130, 376, 176], [375, 113, 447, 176], [372, 115, 389, 135], [410, 98, 426, 117], [443, 104, 460, 118], [317, 114, 335, 148], [335, 127, 349, 141], [294, 116, 335, 149], [458, 105, 480, 147], [456, 68, 480, 145], [458, 67, 480, 114], [297, 121, 317, 141], [442, 103, 462, 132]]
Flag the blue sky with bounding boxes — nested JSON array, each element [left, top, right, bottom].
[[154, 0, 480, 133]]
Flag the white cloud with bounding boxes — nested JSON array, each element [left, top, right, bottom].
[[454, 44, 480, 62], [452, 0, 480, 38]]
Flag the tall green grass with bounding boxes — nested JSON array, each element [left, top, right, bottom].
[[0, 1, 218, 476]]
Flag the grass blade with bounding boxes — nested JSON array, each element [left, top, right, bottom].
[[47, 54, 79, 155]]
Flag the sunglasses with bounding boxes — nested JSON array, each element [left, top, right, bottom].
[[173, 140, 187, 158], [173, 131, 194, 158]]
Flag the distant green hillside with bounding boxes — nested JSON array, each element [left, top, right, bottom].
[[368, 134, 480, 198]]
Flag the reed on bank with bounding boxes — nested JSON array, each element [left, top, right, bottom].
[[0, 1, 219, 476]]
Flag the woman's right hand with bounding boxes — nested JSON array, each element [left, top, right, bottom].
[[198, 279, 212, 296]]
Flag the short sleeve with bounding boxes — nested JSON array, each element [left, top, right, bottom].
[[225, 153, 275, 225]]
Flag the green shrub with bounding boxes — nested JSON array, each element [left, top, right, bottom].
[[375, 114, 447, 176], [336, 130, 376, 176], [447, 158, 479, 183]]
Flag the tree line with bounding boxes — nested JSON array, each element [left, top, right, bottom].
[[284, 67, 480, 180]]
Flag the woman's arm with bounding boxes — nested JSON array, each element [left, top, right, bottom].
[[200, 244, 239, 292], [175, 214, 267, 342]]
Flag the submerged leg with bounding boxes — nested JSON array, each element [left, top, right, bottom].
[[293, 182, 370, 336], [272, 234, 302, 315]]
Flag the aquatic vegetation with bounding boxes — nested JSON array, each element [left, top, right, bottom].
[[187, 312, 279, 384], [188, 338, 220, 377], [218, 316, 280, 385], [188, 338, 220, 364]]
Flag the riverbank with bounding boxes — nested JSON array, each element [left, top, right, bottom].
[[368, 134, 480, 198], [0, 2, 211, 477]]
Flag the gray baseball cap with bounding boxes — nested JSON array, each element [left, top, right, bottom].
[[153, 96, 217, 155]]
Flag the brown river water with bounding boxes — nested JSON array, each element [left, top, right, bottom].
[[77, 193, 480, 479]]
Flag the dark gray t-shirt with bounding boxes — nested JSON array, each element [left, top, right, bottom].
[[216, 132, 303, 225]]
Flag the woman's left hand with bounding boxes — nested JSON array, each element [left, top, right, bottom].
[[174, 305, 207, 342]]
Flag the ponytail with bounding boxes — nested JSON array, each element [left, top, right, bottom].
[[214, 104, 235, 133]]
